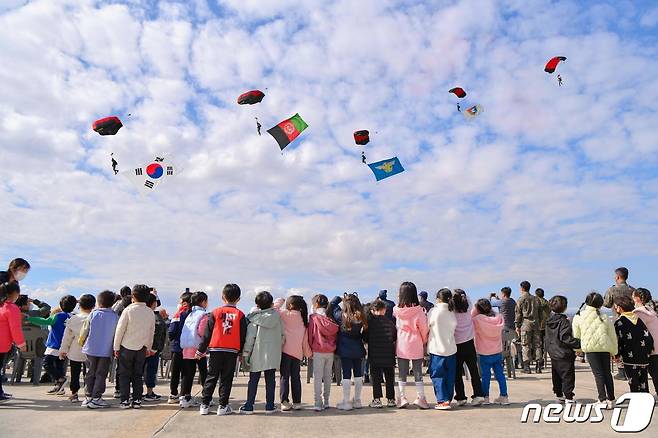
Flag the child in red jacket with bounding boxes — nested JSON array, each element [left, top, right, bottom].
[[0, 282, 26, 401]]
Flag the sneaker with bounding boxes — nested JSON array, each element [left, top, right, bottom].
[[606, 400, 615, 410], [200, 404, 210, 415], [592, 400, 608, 410], [69, 394, 79, 403], [217, 405, 233, 416], [557, 396, 566, 403], [265, 408, 277, 415], [482, 396, 491, 405], [565, 398, 575, 405], [0, 394, 12, 402], [336, 401, 353, 411], [238, 405, 254, 415], [119, 400, 132, 409], [386, 399, 397, 408], [281, 401, 292, 411], [313, 403, 323, 412], [47, 385, 60, 394], [55, 385, 66, 396], [471, 396, 485, 406], [143, 393, 162, 402], [81, 397, 91, 407], [414, 397, 430, 409], [89, 398, 110, 409], [434, 401, 452, 410], [494, 396, 510, 405], [113, 391, 121, 399], [456, 399, 468, 407], [352, 399, 362, 409], [398, 396, 409, 408], [132, 399, 142, 409], [179, 397, 192, 408], [167, 395, 179, 404], [369, 399, 383, 408], [292, 404, 303, 411]]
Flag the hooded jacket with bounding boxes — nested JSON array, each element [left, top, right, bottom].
[[307, 311, 339, 354], [82, 308, 119, 358], [572, 305, 617, 355], [545, 313, 580, 361], [393, 305, 428, 360], [471, 309, 504, 355], [378, 290, 396, 323], [243, 308, 285, 372], [0, 302, 25, 353], [168, 304, 190, 353], [59, 312, 90, 362], [615, 313, 653, 366], [633, 306, 658, 355], [277, 309, 311, 360], [427, 303, 457, 356], [364, 313, 397, 367]]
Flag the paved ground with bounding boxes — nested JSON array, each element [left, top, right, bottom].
[[1, 363, 657, 437]]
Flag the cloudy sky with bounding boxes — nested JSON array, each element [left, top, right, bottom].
[[2, 0, 658, 311]]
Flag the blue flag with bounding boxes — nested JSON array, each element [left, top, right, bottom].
[[368, 157, 405, 181]]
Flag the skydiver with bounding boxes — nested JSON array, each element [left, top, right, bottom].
[[256, 117, 262, 136], [457, 103, 461, 112], [557, 74, 563, 87], [111, 153, 118, 175], [361, 151, 367, 164]]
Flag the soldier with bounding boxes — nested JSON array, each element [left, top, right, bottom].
[[603, 267, 634, 379], [535, 288, 550, 373], [515, 281, 543, 374]]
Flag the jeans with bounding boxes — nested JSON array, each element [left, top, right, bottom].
[[69, 360, 83, 394], [118, 346, 146, 402], [85, 356, 111, 399], [43, 354, 65, 381], [280, 353, 302, 403], [479, 353, 508, 397], [428, 353, 456, 402], [398, 358, 423, 382], [586, 352, 615, 401], [312, 352, 333, 406], [371, 366, 395, 400], [201, 351, 236, 407], [455, 340, 483, 400], [243, 369, 276, 411], [144, 352, 160, 389], [340, 357, 363, 379], [551, 358, 575, 399], [169, 351, 183, 396]]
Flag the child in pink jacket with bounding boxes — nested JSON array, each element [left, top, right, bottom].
[[393, 282, 429, 409], [307, 294, 339, 411], [472, 298, 509, 405], [275, 295, 311, 411], [632, 288, 658, 396]]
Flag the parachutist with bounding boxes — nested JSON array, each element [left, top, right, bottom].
[[557, 74, 563, 87], [256, 118, 262, 136], [111, 153, 118, 175], [457, 103, 461, 112], [362, 152, 367, 164]]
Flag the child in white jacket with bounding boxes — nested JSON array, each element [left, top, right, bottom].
[[427, 289, 457, 410], [59, 294, 95, 403]]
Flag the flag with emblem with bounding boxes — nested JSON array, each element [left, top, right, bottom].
[[267, 113, 308, 150], [123, 155, 177, 195], [368, 157, 405, 181], [463, 104, 484, 120]]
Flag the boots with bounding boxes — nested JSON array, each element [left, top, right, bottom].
[[522, 361, 532, 374], [337, 379, 353, 410], [353, 377, 363, 408]]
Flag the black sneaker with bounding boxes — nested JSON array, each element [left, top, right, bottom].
[[0, 394, 12, 402], [132, 399, 142, 409], [144, 393, 162, 402], [119, 400, 132, 409]]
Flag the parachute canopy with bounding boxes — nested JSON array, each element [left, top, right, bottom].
[[237, 90, 265, 105], [92, 116, 123, 136], [463, 104, 484, 120], [449, 87, 467, 98], [354, 130, 370, 146], [544, 56, 567, 74]]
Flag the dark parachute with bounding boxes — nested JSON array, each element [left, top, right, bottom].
[[544, 56, 567, 74], [449, 87, 467, 98], [354, 130, 370, 146], [237, 90, 265, 105], [92, 116, 123, 136]]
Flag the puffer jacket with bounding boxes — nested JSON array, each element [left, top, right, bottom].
[[572, 305, 617, 355], [393, 305, 428, 359], [59, 312, 90, 362]]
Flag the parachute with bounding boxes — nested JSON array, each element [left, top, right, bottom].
[[237, 90, 265, 105], [92, 116, 123, 136], [544, 56, 567, 74], [354, 130, 370, 146], [449, 87, 467, 98], [462, 104, 484, 120]]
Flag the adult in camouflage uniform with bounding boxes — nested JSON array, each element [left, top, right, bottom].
[[603, 267, 634, 380], [535, 288, 550, 373], [515, 281, 543, 374]]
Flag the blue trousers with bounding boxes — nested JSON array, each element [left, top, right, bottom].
[[340, 357, 363, 379], [428, 353, 456, 403], [143, 352, 160, 389], [244, 369, 276, 411], [479, 353, 508, 397]]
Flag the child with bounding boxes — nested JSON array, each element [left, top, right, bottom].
[[633, 288, 658, 399], [179, 291, 209, 408], [364, 299, 397, 408], [197, 284, 246, 415], [81, 290, 119, 409], [330, 293, 367, 410], [545, 295, 580, 403], [144, 292, 168, 402], [239, 291, 285, 415], [166, 290, 192, 404], [113, 284, 156, 409], [27, 294, 77, 395], [276, 295, 311, 411], [59, 293, 95, 403], [472, 299, 509, 405], [452, 289, 484, 406], [0, 282, 26, 401], [393, 282, 429, 409], [614, 295, 654, 393], [427, 288, 457, 410], [307, 294, 339, 411]]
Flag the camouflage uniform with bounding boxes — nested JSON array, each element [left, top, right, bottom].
[[603, 282, 634, 317], [537, 296, 550, 364], [515, 293, 543, 364]]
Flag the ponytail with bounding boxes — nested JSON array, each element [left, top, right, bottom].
[[436, 288, 454, 312]]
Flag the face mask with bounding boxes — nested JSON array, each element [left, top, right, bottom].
[[14, 271, 27, 281]]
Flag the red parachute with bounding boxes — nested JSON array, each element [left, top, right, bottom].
[[92, 116, 123, 136], [449, 87, 467, 98], [544, 56, 567, 74], [237, 90, 265, 105], [354, 130, 370, 146]]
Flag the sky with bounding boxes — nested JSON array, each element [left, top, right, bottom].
[[1, 0, 658, 312]]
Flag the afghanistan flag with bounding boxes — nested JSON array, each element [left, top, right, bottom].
[[267, 113, 308, 150], [368, 157, 405, 181]]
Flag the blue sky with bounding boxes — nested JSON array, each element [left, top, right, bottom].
[[1, 0, 658, 312]]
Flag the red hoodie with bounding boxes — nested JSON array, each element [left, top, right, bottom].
[[307, 311, 339, 354]]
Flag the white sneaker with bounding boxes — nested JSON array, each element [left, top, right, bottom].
[[606, 400, 615, 410], [398, 396, 409, 408], [494, 396, 510, 405], [281, 401, 292, 411], [292, 404, 303, 411], [457, 399, 468, 406], [199, 404, 209, 415], [336, 401, 353, 411], [179, 397, 192, 408], [81, 398, 91, 408], [217, 405, 233, 416], [313, 403, 323, 412], [557, 396, 566, 403], [592, 400, 608, 410], [471, 396, 485, 406], [352, 399, 362, 409], [482, 396, 491, 405], [565, 398, 575, 405]]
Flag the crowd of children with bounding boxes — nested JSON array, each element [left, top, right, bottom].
[[1, 258, 657, 416]]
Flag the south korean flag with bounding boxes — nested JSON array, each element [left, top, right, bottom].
[[123, 155, 177, 195]]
